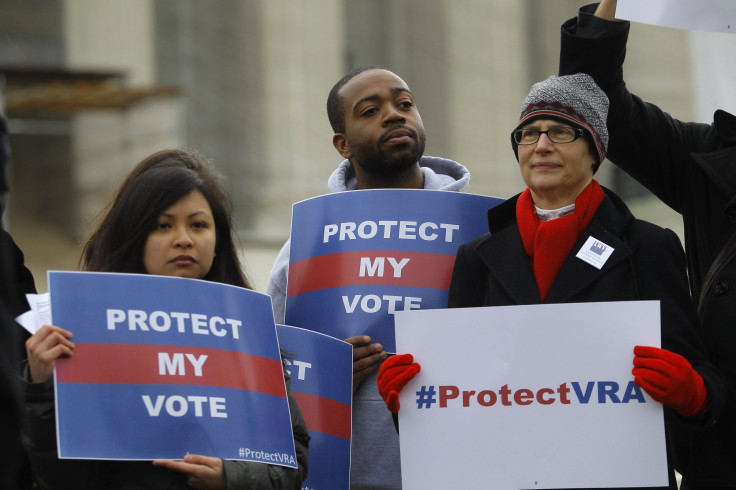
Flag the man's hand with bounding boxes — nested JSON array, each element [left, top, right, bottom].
[[25, 325, 74, 383], [152, 454, 226, 490], [345, 335, 388, 394]]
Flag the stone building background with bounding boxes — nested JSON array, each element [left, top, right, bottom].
[[2, 0, 736, 291]]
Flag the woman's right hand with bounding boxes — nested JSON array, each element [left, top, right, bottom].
[[25, 325, 75, 383]]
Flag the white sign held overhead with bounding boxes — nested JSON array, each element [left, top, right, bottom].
[[617, 0, 736, 34]]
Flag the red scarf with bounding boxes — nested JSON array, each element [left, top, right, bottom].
[[516, 180, 605, 301]]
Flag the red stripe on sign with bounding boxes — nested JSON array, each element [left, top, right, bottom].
[[56, 344, 286, 398], [287, 251, 456, 297], [292, 391, 351, 440]]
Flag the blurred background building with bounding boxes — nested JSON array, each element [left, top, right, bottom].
[[2, 0, 736, 292]]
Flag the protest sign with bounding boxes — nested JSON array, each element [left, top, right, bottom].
[[49, 271, 297, 465], [285, 189, 502, 352], [618, 0, 736, 33], [394, 301, 668, 489], [277, 325, 352, 490]]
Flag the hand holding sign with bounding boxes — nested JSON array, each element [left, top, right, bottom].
[[377, 353, 421, 413], [632, 345, 709, 417], [346, 335, 387, 393], [153, 454, 226, 490], [25, 325, 74, 383]]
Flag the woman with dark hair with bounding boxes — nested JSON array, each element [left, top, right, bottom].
[[22, 149, 309, 489], [81, 149, 250, 288]]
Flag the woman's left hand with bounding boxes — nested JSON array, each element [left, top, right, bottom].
[[153, 454, 226, 489]]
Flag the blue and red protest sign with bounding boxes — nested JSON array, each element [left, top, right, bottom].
[[49, 271, 297, 466], [285, 189, 502, 352], [276, 325, 353, 490]]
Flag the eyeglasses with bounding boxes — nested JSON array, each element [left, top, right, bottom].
[[511, 126, 586, 145]]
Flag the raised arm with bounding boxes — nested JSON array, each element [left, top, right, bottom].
[[559, 3, 716, 217]]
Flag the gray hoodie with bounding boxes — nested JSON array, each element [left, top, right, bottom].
[[266, 156, 470, 489]]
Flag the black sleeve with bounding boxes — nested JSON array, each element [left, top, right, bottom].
[[448, 241, 488, 309], [21, 368, 111, 489], [1, 230, 36, 363], [559, 4, 717, 215]]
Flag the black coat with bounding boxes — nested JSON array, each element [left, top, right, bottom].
[[560, 5, 736, 487], [1, 230, 36, 490], [449, 190, 724, 490], [1, 230, 35, 359]]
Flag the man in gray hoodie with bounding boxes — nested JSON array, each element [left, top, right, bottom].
[[266, 65, 470, 489]]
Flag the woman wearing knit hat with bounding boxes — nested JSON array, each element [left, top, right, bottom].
[[376, 73, 725, 489]]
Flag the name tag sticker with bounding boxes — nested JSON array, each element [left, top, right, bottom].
[[576, 236, 615, 269]]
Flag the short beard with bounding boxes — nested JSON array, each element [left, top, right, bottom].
[[349, 127, 427, 177]]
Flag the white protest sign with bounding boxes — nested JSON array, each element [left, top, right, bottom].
[[618, 0, 736, 34], [394, 301, 669, 489]]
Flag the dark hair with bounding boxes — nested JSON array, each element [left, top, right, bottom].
[[81, 149, 251, 289], [326, 65, 387, 134]]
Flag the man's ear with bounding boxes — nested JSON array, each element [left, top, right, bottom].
[[333, 133, 352, 159]]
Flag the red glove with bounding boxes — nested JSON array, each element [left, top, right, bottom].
[[632, 345, 709, 418], [377, 354, 421, 414]]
